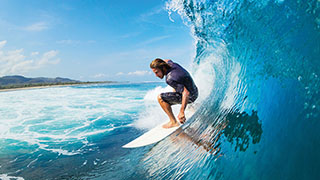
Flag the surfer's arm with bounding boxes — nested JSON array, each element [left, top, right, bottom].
[[178, 87, 189, 122], [180, 87, 189, 111]]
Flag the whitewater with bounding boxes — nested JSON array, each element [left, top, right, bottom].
[[1, 0, 320, 179]]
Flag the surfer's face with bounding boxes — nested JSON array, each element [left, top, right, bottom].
[[152, 68, 164, 79]]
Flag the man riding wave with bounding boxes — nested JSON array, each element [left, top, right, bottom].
[[150, 58, 198, 128]]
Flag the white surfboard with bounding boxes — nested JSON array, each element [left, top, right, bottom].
[[122, 122, 181, 148]]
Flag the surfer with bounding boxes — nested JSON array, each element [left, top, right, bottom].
[[150, 58, 198, 128]]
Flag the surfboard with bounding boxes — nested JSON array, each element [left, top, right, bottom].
[[122, 122, 181, 148]]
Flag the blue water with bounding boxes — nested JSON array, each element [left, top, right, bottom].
[[0, 83, 167, 179], [1, 0, 320, 179]]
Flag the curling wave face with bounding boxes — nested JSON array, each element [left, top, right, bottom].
[[139, 0, 320, 179]]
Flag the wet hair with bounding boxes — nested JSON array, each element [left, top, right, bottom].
[[150, 58, 171, 73]]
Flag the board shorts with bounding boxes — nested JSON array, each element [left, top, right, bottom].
[[160, 92, 198, 105]]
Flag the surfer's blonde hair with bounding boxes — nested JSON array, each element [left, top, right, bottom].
[[150, 58, 171, 73]]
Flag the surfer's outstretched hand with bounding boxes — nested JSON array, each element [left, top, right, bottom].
[[178, 112, 186, 124]]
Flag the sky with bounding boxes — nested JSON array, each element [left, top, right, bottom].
[[0, 0, 195, 82]]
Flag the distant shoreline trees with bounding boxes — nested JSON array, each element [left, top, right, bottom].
[[0, 75, 117, 90], [0, 81, 116, 90]]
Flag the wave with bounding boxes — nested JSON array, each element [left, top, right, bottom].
[[140, 0, 320, 179]]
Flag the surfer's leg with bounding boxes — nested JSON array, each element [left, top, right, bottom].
[[157, 95, 179, 128]]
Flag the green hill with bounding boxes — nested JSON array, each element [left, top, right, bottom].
[[0, 75, 79, 86]]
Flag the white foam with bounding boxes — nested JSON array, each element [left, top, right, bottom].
[[134, 85, 173, 129], [191, 55, 217, 104], [45, 148, 79, 156], [143, 86, 173, 101], [0, 85, 146, 155], [220, 62, 243, 109], [0, 174, 24, 180]]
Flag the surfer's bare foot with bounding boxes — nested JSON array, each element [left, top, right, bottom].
[[162, 121, 179, 129]]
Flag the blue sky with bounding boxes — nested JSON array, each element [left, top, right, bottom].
[[0, 0, 194, 82]]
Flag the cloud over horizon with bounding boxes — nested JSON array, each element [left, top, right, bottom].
[[0, 40, 60, 76], [0, 40, 7, 49], [128, 70, 152, 76], [116, 70, 152, 76], [93, 73, 108, 78], [23, 22, 49, 32]]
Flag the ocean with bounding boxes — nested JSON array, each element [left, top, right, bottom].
[[1, 0, 320, 179]]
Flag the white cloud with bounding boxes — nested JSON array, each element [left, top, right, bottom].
[[24, 22, 49, 32], [139, 7, 164, 23], [120, 32, 141, 39], [56, 40, 80, 45], [0, 40, 7, 49], [38, 50, 60, 66], [93, 73, 108, 78], [116, 71, 151, 76], [0, 42, 60, 76], [31, 51, 39, 56], [128, 70, 152, 76], [116, 72, 124, 76], [139, 35, 171, 46], [56, 40, 95, 45]]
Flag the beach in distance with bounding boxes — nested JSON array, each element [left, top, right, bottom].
[[0, 75, 117, 92]]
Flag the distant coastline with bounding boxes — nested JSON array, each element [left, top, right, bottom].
[[0, 81, 116, 92], [0, 75, 117, 92]]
